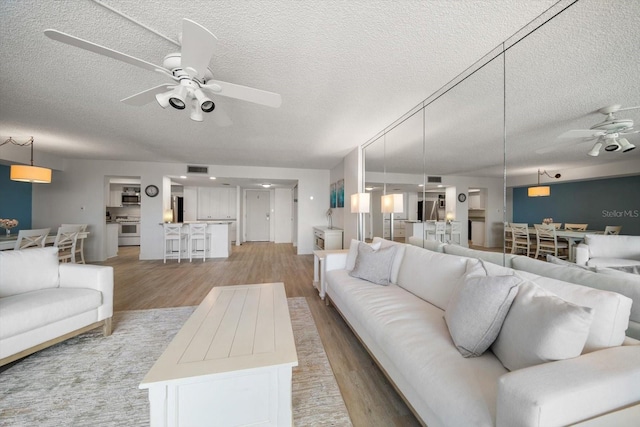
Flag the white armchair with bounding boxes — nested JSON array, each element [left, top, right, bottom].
[[575, 234, 640, 268], [0, 247, 113, 366]]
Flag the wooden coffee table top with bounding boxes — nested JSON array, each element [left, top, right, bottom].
[[140, 282, 298, 388]]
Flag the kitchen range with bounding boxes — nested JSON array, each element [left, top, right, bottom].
[[116, 215, 140, 246]]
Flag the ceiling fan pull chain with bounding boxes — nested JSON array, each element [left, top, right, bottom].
[[90, 0, 180, 47]]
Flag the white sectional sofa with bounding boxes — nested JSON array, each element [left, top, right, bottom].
[[0, 247, 114, 366], [325, 238, 640, 427], [576, 234, 640, 268]]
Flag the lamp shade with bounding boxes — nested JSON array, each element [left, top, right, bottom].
[[527, 186, 550, 197], [351, 193, 370, 214], [10, 165, 52, 183], [381, 193, 404, 213]]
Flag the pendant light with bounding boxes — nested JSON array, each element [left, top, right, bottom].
[[2, 137, 52, 183], [527, 169, 560, 197]]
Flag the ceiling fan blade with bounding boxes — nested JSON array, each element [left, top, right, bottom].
[[121, 84, 175, 106], [557, 129, 605, 139], [44, 29, 169, 74], [180, 19, 217, 79], [203, 80, 282, 108], [617, 105, 640, 112]]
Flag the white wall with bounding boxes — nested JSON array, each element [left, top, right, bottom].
[[31, 160, 329, 261], [274, 188, 292, 243]]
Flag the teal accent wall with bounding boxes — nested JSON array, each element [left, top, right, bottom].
[[513, 175, 640, 235], [0, 164, 32, 231]]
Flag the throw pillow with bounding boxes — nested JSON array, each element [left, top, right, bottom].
[[349, 242, 398, 286], [491, 281, 594, 371], [346, 239, 382, 271], [445, 274, 521, 357]]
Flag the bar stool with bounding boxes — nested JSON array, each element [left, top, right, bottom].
[[163, 223, 185, 263], [188, 223, 208, 262], [435, 221, 447, 243], [448, 221, 461, 245]]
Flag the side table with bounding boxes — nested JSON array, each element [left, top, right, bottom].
[[313, 249, 348, 299]]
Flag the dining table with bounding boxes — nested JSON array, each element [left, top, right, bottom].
[[526, 227, 603, 262], [0, 231, 90, 251]]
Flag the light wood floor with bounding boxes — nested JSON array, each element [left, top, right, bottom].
[[101, 244, 421, 427]]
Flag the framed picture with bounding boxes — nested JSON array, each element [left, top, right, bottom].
[[337, 179, 344, 208], [330, 183, 337, 208]]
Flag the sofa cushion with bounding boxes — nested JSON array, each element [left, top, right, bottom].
[[584, 234, 640, 261], [345, 239, 381, 271], [443, 244, 516, 268], [587, 257, 640, 268], [349, 242, 397, 286], [491, 281, 594, 371], [605, 265, 640, 275], [445, 273, 521, 357], [396, 244, 473, 310], [0, 247, 60, 298], [547, 254, 596, 271], [372, 237, 406, 284], [512, 255, 636, 345], [0, 287, 102, 340]]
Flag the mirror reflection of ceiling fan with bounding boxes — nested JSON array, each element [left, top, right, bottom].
[[553, 105, 639, 156], [44, 18, 282, 124]]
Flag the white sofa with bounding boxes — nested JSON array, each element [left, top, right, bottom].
[[0, 247, 114, 366], [325, 238, 640, 427], [576, 234, 640, 268]]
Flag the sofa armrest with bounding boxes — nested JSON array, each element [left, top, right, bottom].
[[496, 345, 640, 427], [325, 252, 348, 272], [575, 243, 589, 266], [59, 264, 114, 320]]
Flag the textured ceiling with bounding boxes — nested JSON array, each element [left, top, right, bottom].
[[0, 0, 574, 172]]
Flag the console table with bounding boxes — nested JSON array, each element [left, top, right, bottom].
[[139, 282, 298, 427], [313, 226, 343, 250]]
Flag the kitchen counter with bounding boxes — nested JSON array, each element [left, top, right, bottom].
[[162, 222, 231, 258]]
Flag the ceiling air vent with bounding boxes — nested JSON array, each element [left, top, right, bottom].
[[427, 176, 442, 183], [187, 165, 208, 174]]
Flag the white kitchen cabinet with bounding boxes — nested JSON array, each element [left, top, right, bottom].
[[109, 190, 122, 207], [198, 187, 237, 220], [471, 221, 485, 246], [106, 223, 119, 258]]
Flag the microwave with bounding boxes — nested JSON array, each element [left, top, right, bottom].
[[122, 193, 140, 204]]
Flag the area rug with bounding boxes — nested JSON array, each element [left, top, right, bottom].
[[0, 297, 352, 426]]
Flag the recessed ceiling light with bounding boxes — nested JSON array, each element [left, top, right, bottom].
[[365, 187, 374, 191], [418, 184, 424, 187], [262, 183, 272, 188], [209, 176, 216, 180], [437, 184, 443, 188], [180, 175, 187, 179]]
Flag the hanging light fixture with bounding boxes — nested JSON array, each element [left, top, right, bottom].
[[2, 137, 52, 183], [527, 169, 560, 197]]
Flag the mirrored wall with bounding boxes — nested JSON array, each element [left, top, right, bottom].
[[363, 0, 640, 264]]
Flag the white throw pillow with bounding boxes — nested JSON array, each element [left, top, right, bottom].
[[0, 247, 60, 298], [349, 242, 398, 286], [345, 239, 382, 271], [491, 281, 593, 371], [445, 274, 521, 357]]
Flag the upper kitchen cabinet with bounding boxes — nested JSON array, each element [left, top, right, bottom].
[[197, 187, 237, 220]]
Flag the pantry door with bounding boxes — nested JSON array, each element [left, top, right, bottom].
[[245, 190, 270, 241]]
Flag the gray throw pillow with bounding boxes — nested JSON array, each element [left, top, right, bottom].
[[445, 274, 521, 357], [349, 242, 398, 286]]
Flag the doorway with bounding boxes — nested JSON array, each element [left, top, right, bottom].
[[245, 190, 270, 241]]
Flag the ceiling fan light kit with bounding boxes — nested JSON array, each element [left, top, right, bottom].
[[44, 17, 282, 124]]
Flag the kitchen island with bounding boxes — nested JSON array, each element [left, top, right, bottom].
[[164, 222, 232, 259]]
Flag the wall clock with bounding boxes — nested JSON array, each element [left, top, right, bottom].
[[145, 185, 159, 197], [457, 193, 467, 203]]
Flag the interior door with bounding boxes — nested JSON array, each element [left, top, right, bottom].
[[246, 190, 270, 241]]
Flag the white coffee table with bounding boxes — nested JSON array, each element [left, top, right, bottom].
[[140, 282, 298, 427]]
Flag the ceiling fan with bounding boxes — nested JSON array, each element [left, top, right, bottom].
[[44, 19, 282, 123], [555, 104, 639, 156]]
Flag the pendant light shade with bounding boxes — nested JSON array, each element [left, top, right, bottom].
[[527, 185, 550, 197], [3, 137, 52, 184], [10, 165, 52, 183]]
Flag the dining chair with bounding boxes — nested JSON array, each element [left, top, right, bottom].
[[564, 223, 588, 231], [187, 223, 208, 262], [163, 223, 185, 263], [504, 223, 514, 253], [14, 228, 51, 250], [448, 221, 462, 245], [510, 223, 535, 257], [534, 223, 568, 260], [61, 223, 88, 264], [54, 225, 83, 263], [604, 225, 622, 235], [435, 221, 447, 243]]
